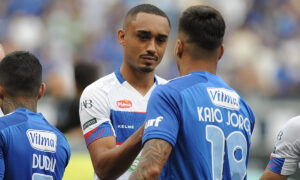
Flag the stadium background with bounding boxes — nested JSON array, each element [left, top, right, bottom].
[[0, 0, 300, 179]]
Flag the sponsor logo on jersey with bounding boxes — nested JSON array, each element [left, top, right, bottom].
[[116, 99, 132, 108], [117, 124, 134, 129], [277, 131, 283, 140], [83, 118, 97, 130], [145, 116, 163, 129], [26, 129, 57, 153], [207, 88, 240, 110], [81, 99, 93, 110]]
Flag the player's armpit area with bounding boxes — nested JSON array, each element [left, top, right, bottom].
[[260, 168, 289, 180], [130, 138, 172, 180]]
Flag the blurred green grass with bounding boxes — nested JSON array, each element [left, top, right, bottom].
[[63, 153, 94, 180]]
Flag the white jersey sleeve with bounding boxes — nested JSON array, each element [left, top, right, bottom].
[[267, 115, 300, 175], [79, 76, 116, 146]]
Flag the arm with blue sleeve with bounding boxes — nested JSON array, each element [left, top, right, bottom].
[[130, 85, 181, 179]]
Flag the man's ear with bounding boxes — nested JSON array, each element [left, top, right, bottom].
[[117, 29, 126, 46], [38, 83, 46, 100], [218, 44, 224, 60], [175, 40, 184, 59]]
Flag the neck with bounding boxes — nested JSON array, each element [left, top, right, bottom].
[[179, 57, 218, 76], [120, 65, 156, 96], [2, 97, 37, 114]]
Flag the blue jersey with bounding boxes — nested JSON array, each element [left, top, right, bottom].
[[143, 71, 255, 180], [0, 108, 71, 180]]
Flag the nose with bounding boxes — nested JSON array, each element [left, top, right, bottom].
[[146, 39, 156, 55]]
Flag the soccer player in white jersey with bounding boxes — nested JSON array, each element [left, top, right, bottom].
[[79, 4, 170, 180], [130, 5, 255, 179], [260, 115, 300, 179]]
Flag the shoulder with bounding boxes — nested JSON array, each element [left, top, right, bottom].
[[151, 81, 182, 103], [281, 116, 300, 137], [273, 115, 300, 147], [84, 73, 116, 92], [81, 72, 118, 99], [39, 121, 71, 152], [163, 73, 208, 91], [0, 111, 26, 130]]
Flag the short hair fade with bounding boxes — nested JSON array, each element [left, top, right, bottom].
[[125, 4, 171, 28], [0, 51, 42, 97], [179, 5, 225, 50]]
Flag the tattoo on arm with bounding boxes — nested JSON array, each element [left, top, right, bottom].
[[130, 139, 172, 180]]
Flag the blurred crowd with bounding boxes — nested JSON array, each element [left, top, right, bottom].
[[1, 0, 300, 177], [1, 0, 300, 142]]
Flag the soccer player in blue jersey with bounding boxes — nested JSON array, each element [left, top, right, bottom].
[[79, 4, 170, 180], [0, 51, 71, 179], [130, 5, 255, 180]]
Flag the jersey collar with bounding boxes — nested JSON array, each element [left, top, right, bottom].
[[114, 69, 158, 84]]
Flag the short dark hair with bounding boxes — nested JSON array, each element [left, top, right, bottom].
[[0, 51, 42, 97], [124, 4, 171, 28], [179, 5, 225, 50]]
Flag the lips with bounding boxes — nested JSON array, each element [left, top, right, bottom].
[[140, 55, 158, 61]]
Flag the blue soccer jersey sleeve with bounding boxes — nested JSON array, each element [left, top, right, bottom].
[[143, 85, 181, 147]]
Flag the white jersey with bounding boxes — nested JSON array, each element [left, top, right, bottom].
[[267, 115, 300, 176], [79, 69, 167, 180], [0, 108, 3, 117]]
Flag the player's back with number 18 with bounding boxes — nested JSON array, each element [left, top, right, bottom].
[[130, 5, 255, 180]]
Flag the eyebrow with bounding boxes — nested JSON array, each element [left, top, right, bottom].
[[137, 30, 168, 38]]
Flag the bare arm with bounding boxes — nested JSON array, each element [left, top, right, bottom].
[[260, 169, 288, 180], [129, 139, 172, 180], [88, 124, 144, 180]]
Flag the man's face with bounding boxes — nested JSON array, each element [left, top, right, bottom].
[[120, 12, 170, 73]]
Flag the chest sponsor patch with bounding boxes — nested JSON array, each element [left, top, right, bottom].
[[26, 129, 57, 153], [116, 99, 132, 108], [207, 87, 240, 110]]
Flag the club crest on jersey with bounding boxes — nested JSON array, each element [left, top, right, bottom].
[[207, 88, 240, 110], [26, 129, 57, 153], [116, 99, 132, 108]]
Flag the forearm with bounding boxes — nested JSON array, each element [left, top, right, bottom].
[[129, 139, 172, 180], [92, 125, 144, 180], [260, 169, 288, 180]]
